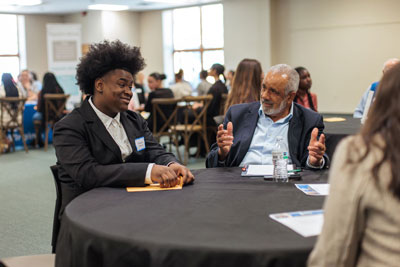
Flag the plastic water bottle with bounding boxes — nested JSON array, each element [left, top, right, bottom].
[[272, 136, 289, 182]]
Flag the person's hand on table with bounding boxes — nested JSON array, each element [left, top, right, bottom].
[[151, 165, 180, 188], [217, 121, 234, 161], [168, 163, 195, 185], [307, 127, 326, 167]]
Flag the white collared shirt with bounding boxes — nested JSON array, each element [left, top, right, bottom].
[[89, 97, 154, 183], [89, 97, 132, 160]]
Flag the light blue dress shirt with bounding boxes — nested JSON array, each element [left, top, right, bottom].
[[239, 103, 293, 167], [354, 81, 379, 118]]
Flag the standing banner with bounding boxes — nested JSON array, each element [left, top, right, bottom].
[[46, 23, 82, 110]]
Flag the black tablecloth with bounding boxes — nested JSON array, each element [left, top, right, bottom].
[[323, 116, 361, 160], [56, 168, 328, 267]]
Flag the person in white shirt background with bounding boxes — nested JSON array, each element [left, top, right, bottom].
[[354, 58, 400, 121]]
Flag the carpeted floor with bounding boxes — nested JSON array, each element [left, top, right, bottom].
[[0, 144, 206, 259]]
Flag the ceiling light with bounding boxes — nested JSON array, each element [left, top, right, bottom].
[[88, 4, 129, 11], [0, 0, 42, 6]]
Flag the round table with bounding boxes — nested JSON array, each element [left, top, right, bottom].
[[55, 168, 328, 267]]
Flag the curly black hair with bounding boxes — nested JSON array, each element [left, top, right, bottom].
[[76, 40, 146, 95]]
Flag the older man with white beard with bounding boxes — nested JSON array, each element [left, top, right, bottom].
[[206, 64, 328, 169]]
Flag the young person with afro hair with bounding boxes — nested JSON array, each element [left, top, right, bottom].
[[53, 40, 194, 215]]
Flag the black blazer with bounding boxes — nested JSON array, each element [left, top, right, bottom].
[[54, 98, 177, 213], [206, 102, 329, 168]]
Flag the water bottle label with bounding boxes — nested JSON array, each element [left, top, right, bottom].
[[272, 151, 284, 160]]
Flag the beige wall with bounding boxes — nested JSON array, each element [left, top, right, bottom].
[[24, 14, 63, 79], [63, 10, 140, 46], [139, 10, 164, 77], [63, 11, 103, 44], [23, 11, 141, 80], [271, 0, 400, 113], [223, 0, 271, 72]]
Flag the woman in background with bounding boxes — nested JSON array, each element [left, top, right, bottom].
[[224, 58, 263, 113], [0, 73, 25, 149], [145, 72, 174, 132], [225, 69, 235, 91], [0, 73, 23, 97], [33, 72, 65, 146], [34, 72, 65, 124], [196, 70, 212, 96], [31, 71, 43, 91], [170, 69, 192, 99], [308, 63, 400, 266], [17, 69, 39, 101], [205, 63, 228, 126], [294, 66, 318, 112]]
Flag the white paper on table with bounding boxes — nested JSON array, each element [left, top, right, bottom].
[[242, 165, 293, 176], [295, 184, 330, 196], [309, 184, 330, 195], [269, 209, 324, 237]]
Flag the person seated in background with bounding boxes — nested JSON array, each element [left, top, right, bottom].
[[33, 72, 65, 146], [134, 71, 146, 105], [17, 69, 40, 101], [206, 64, 328, 169], [53, 40, 194, 215], [0, 73, 26, 126], [205, 63, 228, 126], [0, 73, 25, 98], [354, 58, 400, 120], [170, 69, 192, 99], [294, 66, 318, 112], [196, 70, 212, 96], [0, 73, 24, 150], [31, 71, 42, 91], [224, 58, 263, 114], [127, 84, 144, 112], [225, 69, 235, 91], [308, 63, 400, 267], [144, 72, 175, 132]]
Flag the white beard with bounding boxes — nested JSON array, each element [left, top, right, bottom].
[[261, 99, 287, 116]]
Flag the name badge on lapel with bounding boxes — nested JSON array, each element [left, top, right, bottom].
[[135, 137, 146, 151]]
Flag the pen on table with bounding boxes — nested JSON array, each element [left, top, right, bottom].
[[288, 169, 301, 173]]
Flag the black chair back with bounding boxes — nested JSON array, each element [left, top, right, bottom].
[[50, 165, 61, 254]]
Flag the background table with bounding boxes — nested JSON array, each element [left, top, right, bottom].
[[323, 115, 361, 160], [56, 168, 328, 267]]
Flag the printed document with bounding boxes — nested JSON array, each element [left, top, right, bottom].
[[295, 184, 330, 196], [269, 210, 324, 237]]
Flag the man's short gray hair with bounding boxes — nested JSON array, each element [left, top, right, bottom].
[[267, 64, 299, 95], [383, 58, 400, 73]]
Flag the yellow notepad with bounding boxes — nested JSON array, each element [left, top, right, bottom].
[[126, 183, 183, 192], [323, 117, 346, 122]]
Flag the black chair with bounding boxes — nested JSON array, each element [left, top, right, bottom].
[[50, 165, 61, 254]]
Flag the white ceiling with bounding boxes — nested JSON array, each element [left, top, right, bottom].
[[0, 0, 221, 14]]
